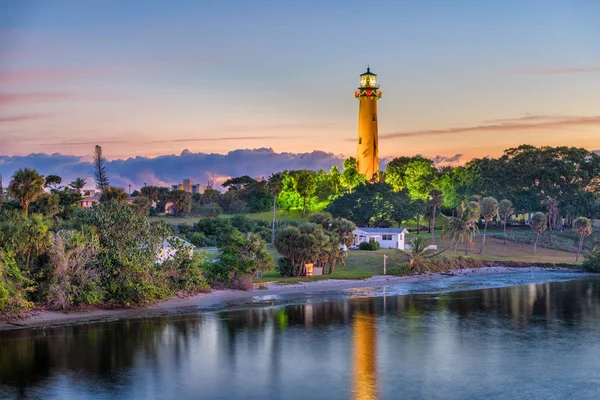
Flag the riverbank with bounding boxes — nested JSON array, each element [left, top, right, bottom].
[[0, 266, 585, 331]]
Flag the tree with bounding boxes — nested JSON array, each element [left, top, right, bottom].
[[100, 186, 129, 204], [8, 168, 45, 217], [268, 172, 284, 245], [498, 199, 514, 245], [133, 196, 153, 216], [329, 165, 341, 195], [412, 199, 427, 235], [428, 189, 444, 240], [326, 182, 413, 227], [44, 175, 63, 191], [168, 190, 192, 216], [385, 155, 437, 199], [529, 212, 547, 254], [69, 177, 87, 192], [93, 145, 110, 192], [294, 170, 317, 217], [478, 196, 499, 254], [573, 217, 592, 262], [340, 158, 366, 193], [404, 236, 435, 274]]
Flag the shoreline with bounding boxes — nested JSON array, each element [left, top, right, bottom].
[[0, 266, 585, 332]]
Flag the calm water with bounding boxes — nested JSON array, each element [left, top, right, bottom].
[[2, 274, 600, 399]]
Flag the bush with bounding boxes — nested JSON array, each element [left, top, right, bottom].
[[199, 203, 223, 217], [231, 274, 254, 291], [188, 232, 209, 247], [229, 200, 247, 214], [359, 241, 380, 251], [177, 223, 195, 235], [160, 253, 210, 293], [0, 250, 34, 315], [582, 246, 600, 272], [46, 230, 103, 310], [276, 257, 295, 277]]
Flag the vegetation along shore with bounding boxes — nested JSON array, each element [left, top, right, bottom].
[[2, 144, 600, 322]]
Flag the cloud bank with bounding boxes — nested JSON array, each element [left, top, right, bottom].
[[0, 148, 346, 189]]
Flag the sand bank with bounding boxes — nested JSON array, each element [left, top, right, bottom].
[[0, 266, 585, 331]]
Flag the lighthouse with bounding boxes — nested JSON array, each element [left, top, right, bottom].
[[354, 67, 382, 180]]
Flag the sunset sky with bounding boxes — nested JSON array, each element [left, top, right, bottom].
[[1, 0, 600, 162]]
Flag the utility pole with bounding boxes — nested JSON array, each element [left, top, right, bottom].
[[383, 254, 388, 275]]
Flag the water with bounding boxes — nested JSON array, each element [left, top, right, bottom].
[[2, 273, 600, 399]]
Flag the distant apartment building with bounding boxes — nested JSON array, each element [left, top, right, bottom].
[[171, 179, 208, 194]]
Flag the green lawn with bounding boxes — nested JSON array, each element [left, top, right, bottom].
[[149, 209, 309, 227], [256, 234, 580, 284], [490, 229, 599, 254]]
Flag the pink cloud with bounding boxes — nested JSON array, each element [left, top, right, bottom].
[[0, 113, 53, 123], [380, 115, 600, 140], [505, 67, 600, 75], [0, 92, 73, 105]]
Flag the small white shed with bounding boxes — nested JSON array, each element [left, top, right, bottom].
[[353, 228, 408, 249], [156, 237, 195, 263]]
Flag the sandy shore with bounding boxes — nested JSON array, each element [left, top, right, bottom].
[[0, 266, 584, 331]]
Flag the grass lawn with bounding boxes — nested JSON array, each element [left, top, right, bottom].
[[256, 235, 580, 284], [149, 209, 309, 227], [490, 229, 599, 254]]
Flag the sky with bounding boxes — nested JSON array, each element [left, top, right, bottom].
[[1, 0, 600, 186]]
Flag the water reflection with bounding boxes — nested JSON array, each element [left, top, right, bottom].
[[353, 312, 378, 400], [2, 278, 600, 399]]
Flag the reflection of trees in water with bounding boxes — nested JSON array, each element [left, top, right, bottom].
[[2, 279, 600, 397], [0, 315, 203, 397]]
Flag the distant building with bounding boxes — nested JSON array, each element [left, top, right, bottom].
[[353, 227, 408, 249], [171, 179, 208, 194], [79, 190, 100, 208]]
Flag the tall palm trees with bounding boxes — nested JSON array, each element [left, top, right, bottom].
[[8, 168, 45, 217], [529, 212, 547, 254], [574, 217, 592, 262], [268, 173, 284, 245], [428, 189, 444, 240], [478, 197, 499, 254], [499, 199, 514, 245], [69, 177, 87, 193]]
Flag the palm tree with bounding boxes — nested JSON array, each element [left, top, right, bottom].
[[268, 172, 284, 245], [8, 168, 45, 217], [462, 201, 480, 255], [498, 199, 514, 245], [69, 177, 87, 193], [479, 196, 499, 254], [529, 212, 547, 254], [405, 236, 435, 274], [573, 217, 592, 262], [428, 189, 444, 240]]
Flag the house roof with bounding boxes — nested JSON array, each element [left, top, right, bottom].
[[355, 227, 408, 234]]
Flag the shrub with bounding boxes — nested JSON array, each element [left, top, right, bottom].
[[46, 229, 103, 310], [231, 274, 254, 291], [188, 232, 209, 247], [0, 250, 34, 315], [582, 246, 600, 272], [276, 257, 295, 277], [177, 223, 195, 235], [199, 203, 223, 217], [159, 253, 210, 293], [359, 241, 380, 251]]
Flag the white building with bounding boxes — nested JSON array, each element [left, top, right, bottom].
[[156, 237, 195, 263], [353, 227, 408, 249]]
